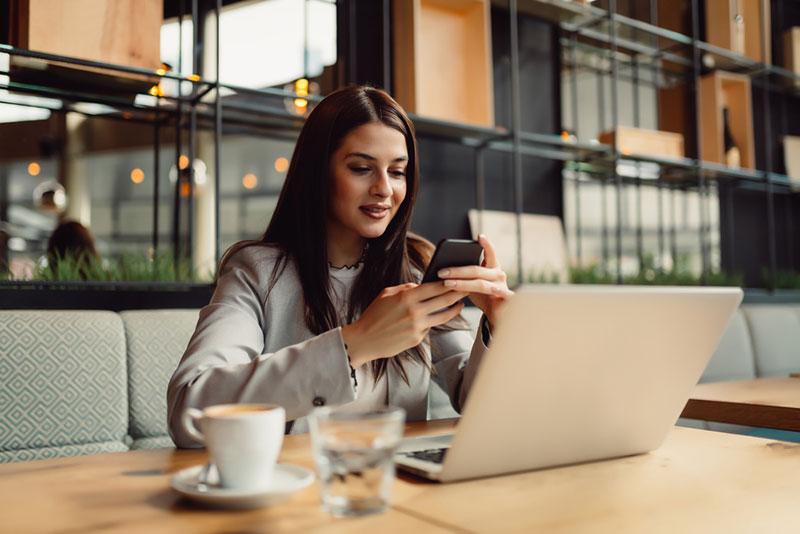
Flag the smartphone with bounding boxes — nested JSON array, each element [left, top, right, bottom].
[[422, 239, 484, 284]]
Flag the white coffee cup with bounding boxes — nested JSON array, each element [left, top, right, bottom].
[[182, 403, 286, 490]]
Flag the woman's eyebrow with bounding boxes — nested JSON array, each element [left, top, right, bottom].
[[345, 152, 408, 163]]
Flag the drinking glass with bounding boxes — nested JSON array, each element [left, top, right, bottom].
[[309, 406, 406, 517]]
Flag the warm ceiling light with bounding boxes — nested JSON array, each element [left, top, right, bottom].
[[274, 157, 289, 173], [188, 74, 201, 82], [242, 173, 258, 190], [130, 168, 145, 184], [295, 78, 309, 97], [179, 155, 190, 169], [283, 79, 319, 116], [27, 162, 41, 176], [157, 62, 172, 76]]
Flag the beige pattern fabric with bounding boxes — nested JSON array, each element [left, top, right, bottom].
[[121, 310, 199, 441], [130, 436, 175, 450], [0, 441, 128, 463], [0, 311, 128, 462]]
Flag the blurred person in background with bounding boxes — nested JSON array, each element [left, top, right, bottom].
[[46, 220, 100, 279]]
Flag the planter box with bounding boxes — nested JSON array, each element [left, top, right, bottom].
[[599, 126, 685, 159], [8, 0, 162, 70], [393, 0, 494, 127], [0, 281, 214, 311], [699, 72, 755, 169]]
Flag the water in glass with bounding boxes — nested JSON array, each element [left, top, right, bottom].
[[309, 406, 405, 517]]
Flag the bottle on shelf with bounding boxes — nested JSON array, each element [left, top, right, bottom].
[[723, 107, 741, 168]]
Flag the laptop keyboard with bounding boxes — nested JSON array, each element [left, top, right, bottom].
[[401, 447, 448, 464]]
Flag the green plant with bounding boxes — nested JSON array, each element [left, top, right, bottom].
[[14, 251, 205, 283], [761, 269, 800, 290], [568, 264, 615, 285], [542, 253, 744, 287], [525, 270, 563, 284]]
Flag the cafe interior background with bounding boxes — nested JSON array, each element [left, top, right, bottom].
[[2, 0, 800, 304]]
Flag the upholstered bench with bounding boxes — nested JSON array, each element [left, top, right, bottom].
[[1, 303, 798, 463], [0, 310, 198, 463]]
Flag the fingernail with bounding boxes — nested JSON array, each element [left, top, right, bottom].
[[438, 269, 450, 277], [444, 280, 456, 287]]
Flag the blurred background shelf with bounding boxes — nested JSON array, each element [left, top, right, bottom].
[[0, 0, 798, 295]]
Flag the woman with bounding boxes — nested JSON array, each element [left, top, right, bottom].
[[167, 85, 512, 447], [46, 220, 101, 279]]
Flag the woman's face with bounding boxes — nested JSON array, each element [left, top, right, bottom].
[[328, 122, 409, 241]]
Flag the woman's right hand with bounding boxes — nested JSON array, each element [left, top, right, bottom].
[[341, 282, 468, 368]]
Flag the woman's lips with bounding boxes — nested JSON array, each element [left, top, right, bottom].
[[360, 206, 390, 219]]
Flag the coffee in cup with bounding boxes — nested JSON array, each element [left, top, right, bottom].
[[182, 404, 286, 490]]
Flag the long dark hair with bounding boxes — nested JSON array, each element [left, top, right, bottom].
[[47, 220, 100, 279], [221, 85, 456, 383]]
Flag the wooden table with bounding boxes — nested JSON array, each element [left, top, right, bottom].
[[681, 377, 800, 432], [2, 420, 800, 533]]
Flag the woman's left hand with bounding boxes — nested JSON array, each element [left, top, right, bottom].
[[436, 234, 513, 328]]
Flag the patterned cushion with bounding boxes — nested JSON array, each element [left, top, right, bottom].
[[130, 436, 175, 450], [0, 441, 128, 463], [0, 311, 128, 454], [121, 310, 199, 440]]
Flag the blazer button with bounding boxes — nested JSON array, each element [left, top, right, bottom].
[[312, 396, 326, 407]]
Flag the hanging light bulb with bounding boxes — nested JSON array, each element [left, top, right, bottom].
[[242, 173, 258, 190], [283, 78, 319, 116], [274, 157, 289, 173], [149, 63, 171, 97]]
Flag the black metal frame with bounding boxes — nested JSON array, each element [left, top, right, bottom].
[[558, 0, 797, 288], [0, 0, 797, 289]]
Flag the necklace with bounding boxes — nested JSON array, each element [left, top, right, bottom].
[[328, 242, 368, 270], [328, 259, 363, 270]]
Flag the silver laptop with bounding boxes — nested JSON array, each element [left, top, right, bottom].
[[395, 285, 743, 482]]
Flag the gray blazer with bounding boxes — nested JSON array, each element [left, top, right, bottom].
[[167, 244, 488, 447]]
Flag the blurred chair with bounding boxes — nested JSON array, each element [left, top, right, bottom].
[[468, 209, 569, 283]]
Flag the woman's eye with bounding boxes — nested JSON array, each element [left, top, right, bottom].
[[390, 169, 406, 177], [349, 166, 370, 174]]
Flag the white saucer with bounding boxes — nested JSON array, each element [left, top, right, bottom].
[[171, 463, 315, 509]]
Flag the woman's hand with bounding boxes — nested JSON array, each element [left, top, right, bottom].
[[435, 234, 513, 328], [341, 282, 469, 367]]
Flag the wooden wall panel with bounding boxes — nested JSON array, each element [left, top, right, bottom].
[[10, 0, 162, 69], [393, 0, 494, 127], [705, 0, 771, 63]]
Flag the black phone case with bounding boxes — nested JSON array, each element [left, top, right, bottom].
[[422, 239, 484, 283]]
